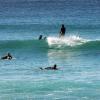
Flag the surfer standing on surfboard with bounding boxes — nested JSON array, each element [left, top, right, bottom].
[[59, 24, 66, 38]]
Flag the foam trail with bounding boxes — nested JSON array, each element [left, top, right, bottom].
[[47, 35, 88, 47]]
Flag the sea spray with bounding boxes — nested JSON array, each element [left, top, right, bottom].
[[47, 35, 88, 47]]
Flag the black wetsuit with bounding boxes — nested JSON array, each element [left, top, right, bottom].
[[1, 53, 12, 60], [39, 35, 43, 40], [60, 25, 66, 37]]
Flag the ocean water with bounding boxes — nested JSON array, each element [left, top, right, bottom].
[[0, 0, 100, 100]]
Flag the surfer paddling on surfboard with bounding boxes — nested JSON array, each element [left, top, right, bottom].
[[1, 52, 12, 60], [40, 64, 58, 70], [59, 24, 66, 38]]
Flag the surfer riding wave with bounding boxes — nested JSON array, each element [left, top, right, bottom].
[[59, 24, 66, 38]]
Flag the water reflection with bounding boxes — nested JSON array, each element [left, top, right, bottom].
[[47, 49, 77, 65]]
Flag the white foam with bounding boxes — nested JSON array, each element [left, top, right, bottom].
[[47, 35, 88, 47]]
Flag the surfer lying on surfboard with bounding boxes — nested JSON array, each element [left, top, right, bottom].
[[40, 64, 58, 70], [1, 53, 13, 60]]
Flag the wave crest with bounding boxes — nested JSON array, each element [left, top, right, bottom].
[[0, 35, 100, 51], [47, 35, 88, 48]]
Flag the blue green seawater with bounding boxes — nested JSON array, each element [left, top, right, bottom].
[[0, 0, 100, 100]]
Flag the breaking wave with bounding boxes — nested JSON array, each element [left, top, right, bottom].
[[0, 35, 100, 51]]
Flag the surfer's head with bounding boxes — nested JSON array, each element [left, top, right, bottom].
[[62, 24, 64, 27], [53, 64, 57, 69]]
